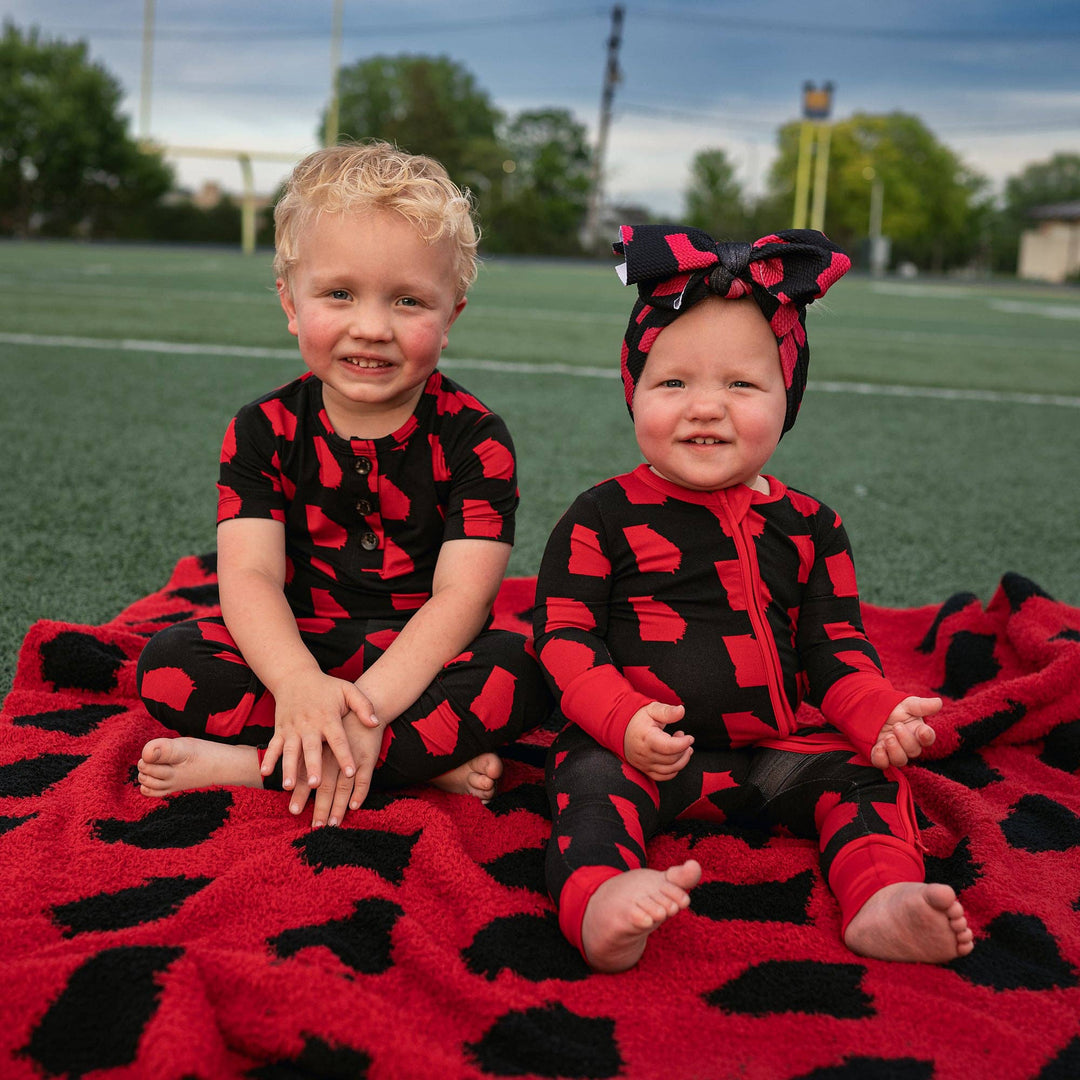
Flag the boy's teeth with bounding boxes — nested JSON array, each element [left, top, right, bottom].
[[347, 358, 386, 367], [690, 437, 720, 445]]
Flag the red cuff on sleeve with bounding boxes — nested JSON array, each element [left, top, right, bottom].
[[561, 666, 654, 758], [820, 672, 907, 760]]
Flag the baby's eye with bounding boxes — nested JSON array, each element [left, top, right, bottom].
[[397, 296, 419, 307], [730, 380, 754, 389], [661, 378, 684, 388], [329, 289, 350, 301]]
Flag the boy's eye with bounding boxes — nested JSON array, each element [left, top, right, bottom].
[[397, 296, 419, 307], [329, 289, 350, 300]]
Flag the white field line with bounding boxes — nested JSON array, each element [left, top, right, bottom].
[[1, 330, 1078, 409]]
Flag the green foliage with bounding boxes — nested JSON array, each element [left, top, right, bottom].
[[767, 112, 992, 271], [0, 21, 173, 238], [683, 148, 749, 239], [484, 108, 592, 255], [991, 153, 1080, 271], [329, 54, 504, 197]]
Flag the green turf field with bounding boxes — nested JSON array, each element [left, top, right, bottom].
[[1, 239, 1078, 695]]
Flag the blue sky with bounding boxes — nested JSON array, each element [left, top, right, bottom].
[[9, 0, 1080, 214]]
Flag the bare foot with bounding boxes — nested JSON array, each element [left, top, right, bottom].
[[844, 881, 975, 963], [137, 737, 262, 797], [430, 752, 503, 803], [581, 860, 703, 973]]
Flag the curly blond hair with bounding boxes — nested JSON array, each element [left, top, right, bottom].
[[273, 141, 479, 298]]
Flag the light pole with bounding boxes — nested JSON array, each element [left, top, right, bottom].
[[863, 166, 888, 276]]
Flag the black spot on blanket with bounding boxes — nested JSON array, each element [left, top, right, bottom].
[[271, 897, 404, 975], [13, 703, 126, 735], [483, 845, 547, 895], [1053, 627, 1080, 644], [935, 631, 1000, 699], [52, 876, 214, 937], [248, 1036, 371, 1080], [1036, 1036, 1080, 1080], [923, 836, 982, 896], [951, 912, 1078, 991], [958, 700, 1026, 751], [917, 591, 979, 654], [1001, 794, 1080, 853], [0, 813, 35, 835], [294, 827, 419, 883], [467, 1002, 621, 1079], [1000, 572, 1052, 612], [912, 750, 1001, 790], [39, 631, 128, 693], [463, 912, 591, 982], [168, 583, 220, 607], [487, 781, 550, 819], [705, 960, 875, 1019], [0, 753, 86, 797], [793, 1058, 934, 1080], [23, 945, 182, 1079], [93, 790, 232, 848], [692, 869, 815, 925], [1041, 718, 1080, 774]]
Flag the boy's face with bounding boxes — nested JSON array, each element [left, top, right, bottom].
[[277, 208, 465, 434], [632, 297, 787, 493]]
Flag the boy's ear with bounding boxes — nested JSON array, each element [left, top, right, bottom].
[[442, 297, 467, 349], [276, 279, 299, 337]]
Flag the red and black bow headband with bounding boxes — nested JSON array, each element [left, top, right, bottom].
[[614, 225, 851, 431]]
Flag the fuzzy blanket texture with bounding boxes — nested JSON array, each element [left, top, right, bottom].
[[2, 555, 1079, 1080]]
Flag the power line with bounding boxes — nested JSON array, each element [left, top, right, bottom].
[[631, 6, 1080, 42]]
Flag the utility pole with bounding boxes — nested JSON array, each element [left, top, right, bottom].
[[324, 0, 345, 147], [139, 0, 156, 139], [582, 4, 624, 254]]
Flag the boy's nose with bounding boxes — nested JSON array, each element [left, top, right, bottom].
[[347, 303, 392, 341]]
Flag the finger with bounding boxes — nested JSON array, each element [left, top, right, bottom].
[[312, 772, 337, 828], [893, 724, 923, 759], [349, 762, 375, 811], [301, 733, 324, 787], [281, 739, 300, 790], [649, 702, 685, 727], [870, 742, 889, 769], [916, 696, 943, 717], [324, 726, 356, 778], [328, 770, 355, 826], [289, 775, 312, 817], [345, 686, 380, 728], [260, 735, 283, 776]]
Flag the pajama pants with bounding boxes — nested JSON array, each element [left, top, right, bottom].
[[546, 724, 924, 953], [136, 615, 551, 791]]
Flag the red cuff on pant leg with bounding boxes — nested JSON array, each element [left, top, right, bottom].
[[557, 865, 625, 958], [828, 836, 925, 935]]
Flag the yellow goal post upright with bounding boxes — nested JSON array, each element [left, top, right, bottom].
[[792, 81, 834, 233]]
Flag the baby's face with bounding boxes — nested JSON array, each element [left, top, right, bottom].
[[632, 297, 786, 494]]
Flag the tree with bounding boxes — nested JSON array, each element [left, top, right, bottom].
[[0, 22, 172, 238], [683, 149, 749, 239], [767, 112, 991, 271], [992, 153, 1080, 271], [484, 108, 592, 254], [328, 54, 504, 200]]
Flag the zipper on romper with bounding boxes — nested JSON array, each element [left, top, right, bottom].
[[717, 490, 796, 737]]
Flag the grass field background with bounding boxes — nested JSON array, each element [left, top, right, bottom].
[[1, 239, 1078, 696]]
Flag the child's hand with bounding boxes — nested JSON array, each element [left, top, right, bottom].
[[623, 701, 694, 782], [261, 672, 377, 792], [288, 712, 386, 825], [870, 696, 942, 769]]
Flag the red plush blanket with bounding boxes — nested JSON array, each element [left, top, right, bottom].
[[2, 557, 1079, 1080]]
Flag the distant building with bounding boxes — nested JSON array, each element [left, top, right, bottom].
[[1017, 201, 1080, 284]]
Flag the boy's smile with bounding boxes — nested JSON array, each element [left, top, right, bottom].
[[277, 208, 465, 438], [632, 297, 788, 494]]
